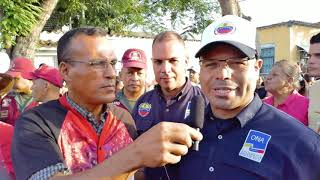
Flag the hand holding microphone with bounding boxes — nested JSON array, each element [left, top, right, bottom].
[[190, 95, 205, 151]]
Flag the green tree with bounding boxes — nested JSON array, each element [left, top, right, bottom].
[[141, 0, 219, 38], [0, 0, 58, 59], [0, 0, 218, 59], [0, 0, 42, 50]]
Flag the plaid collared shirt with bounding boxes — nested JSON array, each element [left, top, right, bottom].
[[29, 96, 109, 179], [66, 94, 108, 135]]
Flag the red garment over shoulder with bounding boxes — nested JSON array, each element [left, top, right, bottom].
[[0, 121, 15, 179], [0, 94, 37, 126], [58, 96, 133, 173]]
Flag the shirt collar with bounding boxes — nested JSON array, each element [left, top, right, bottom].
[[116, 89, 125, 99], [155, 78, 192, 100], [66, 94, 108, 123], [266, 90, 300, 107], [279, 90, 299, 107], [237, 93, 262, 127], [206, 93, 262, 127]]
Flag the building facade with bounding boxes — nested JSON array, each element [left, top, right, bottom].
[[257, 21, 320, 76]]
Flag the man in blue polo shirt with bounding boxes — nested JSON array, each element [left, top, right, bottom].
[[176, 15, 320, 180], [132, 31, 205, 179]]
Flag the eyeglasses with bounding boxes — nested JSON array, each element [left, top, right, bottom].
[[65, 59, 117, 70], [199, 57, 255, 71]]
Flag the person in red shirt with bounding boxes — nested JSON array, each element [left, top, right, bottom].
[[12, 27, 202, 180], [0, 121, 14, 179], [0, 57, 37, 125]]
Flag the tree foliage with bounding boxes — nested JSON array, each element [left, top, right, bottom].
[[0, 0, 42, 49], [0, 0, 220, 57], [45, 0, 219, 37], [141, 0, 220, 37], [49, 0, 147, 35]]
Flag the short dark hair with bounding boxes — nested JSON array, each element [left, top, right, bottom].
[[310, 32, 320, 44], [152, 31, 185, 47], [57, 27, 108, 64]]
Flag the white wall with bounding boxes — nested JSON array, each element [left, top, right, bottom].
[[35, 36, 202, 83]]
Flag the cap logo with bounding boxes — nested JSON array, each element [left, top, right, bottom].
[[214, 22, 236, 35], [1, 98, 11, 107], [129, 51, 142, 62], [138, 102, 152, 117]]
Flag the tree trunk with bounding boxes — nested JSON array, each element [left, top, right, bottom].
[[218, 0, 241, 16], [11, 0, 59, 59]]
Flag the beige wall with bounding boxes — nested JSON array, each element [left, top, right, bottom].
[[258, 26, 291, 62], [290, 25, 320, 63], [258, 24, 320, 64]]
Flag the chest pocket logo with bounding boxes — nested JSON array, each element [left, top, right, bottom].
[[184, 101, 191, 119], [239, 129, 271, 163], [138, 103, 152, 117]]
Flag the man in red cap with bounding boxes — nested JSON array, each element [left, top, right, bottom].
[[114, 48, 147, 112], [30, 64, 63, 103], [0, 57, 37, 125]]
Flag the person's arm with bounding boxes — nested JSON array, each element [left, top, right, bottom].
[[52, 122, 203, 179]]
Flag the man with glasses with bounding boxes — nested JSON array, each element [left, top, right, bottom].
[[132, 31, 205, 179], [174, 15, 320, 179], [12, 27, 202, 180]]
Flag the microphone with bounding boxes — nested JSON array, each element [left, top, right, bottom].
[[190, 95, 205, 151]]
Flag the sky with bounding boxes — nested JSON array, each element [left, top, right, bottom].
[[239, 0, 320, 27]]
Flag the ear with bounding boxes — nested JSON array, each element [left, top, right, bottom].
[[287, 77, 294, 84], [40, 81, 49, 93], [254, 59, 263, 72], [59, 62, 71, 82]]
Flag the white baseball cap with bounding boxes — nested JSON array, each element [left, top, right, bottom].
[[195, 15, 257, 58], [187, 65, 200, 73], [0, 51, 10, 73]]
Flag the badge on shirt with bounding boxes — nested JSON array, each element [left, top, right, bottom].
[[138, 103, 152, 117], [239, 129, 271, 163], [1, 98, 11, 107], [184, 101, 191, 119]]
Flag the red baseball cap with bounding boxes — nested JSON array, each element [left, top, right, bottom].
[[30, 65, 63, 88], [121, 48, 147, 69], [6, 57, 35, 80]]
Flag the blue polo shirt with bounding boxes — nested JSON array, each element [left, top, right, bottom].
[[132, 79, 206, 180], [176, 94, 320, 180], [132, 79, 205, 134]]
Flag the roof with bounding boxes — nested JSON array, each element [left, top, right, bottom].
[[258, 20, 320, 29]]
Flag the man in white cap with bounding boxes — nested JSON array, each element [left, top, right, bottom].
[[187, 65, 200, 86], [171, 15, 320, 179]]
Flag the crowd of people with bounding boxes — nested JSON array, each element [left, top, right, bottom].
[[0, 15, 320, 180]]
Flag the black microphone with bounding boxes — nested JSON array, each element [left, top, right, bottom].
[[190, 95, 205, 151]]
